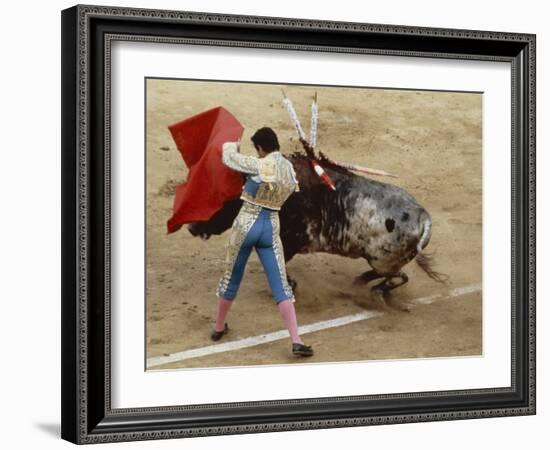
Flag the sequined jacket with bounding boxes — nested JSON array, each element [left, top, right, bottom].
[[222, 142, 299, 210]]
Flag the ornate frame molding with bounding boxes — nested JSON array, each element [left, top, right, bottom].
[[61, 5, 536, 444]]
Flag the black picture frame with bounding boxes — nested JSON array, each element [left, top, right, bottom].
[[61, 4, 536, 444]]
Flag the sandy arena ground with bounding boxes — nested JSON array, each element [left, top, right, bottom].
[[145, 79, 482, 370]]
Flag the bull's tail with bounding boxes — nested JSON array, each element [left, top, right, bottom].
[[415, 211, 449, 284], [416, 252, 449, 284], [417, 210, 432, 254]]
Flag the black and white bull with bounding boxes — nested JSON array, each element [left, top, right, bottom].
[[188, 153, 446, 305]]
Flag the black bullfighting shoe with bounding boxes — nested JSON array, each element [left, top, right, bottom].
[[292, 343, 314, 357], [210, 323, 229, 342]]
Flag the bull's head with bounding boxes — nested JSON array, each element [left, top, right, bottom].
[[187, 198, 243, 239]]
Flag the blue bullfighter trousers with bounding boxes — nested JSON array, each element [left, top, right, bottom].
[[216, 203, 294, 304]]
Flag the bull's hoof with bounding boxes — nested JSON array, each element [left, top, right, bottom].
[[371, 288, 389, 307], [371, 289, 408, 313]]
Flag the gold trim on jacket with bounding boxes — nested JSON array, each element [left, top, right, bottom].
[[222, 142, 299, 210]]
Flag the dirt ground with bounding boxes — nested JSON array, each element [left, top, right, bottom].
[[145, 79, 482, 370]]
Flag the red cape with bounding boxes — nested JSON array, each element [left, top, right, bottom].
[[166, 107, 244, 234]]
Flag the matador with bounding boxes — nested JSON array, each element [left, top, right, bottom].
[[211, 127, 313, 357]]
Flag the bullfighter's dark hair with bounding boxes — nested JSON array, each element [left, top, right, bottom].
[[251, 127, 280, 153]]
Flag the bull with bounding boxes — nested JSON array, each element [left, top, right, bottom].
[[188, 151, 446, 307]]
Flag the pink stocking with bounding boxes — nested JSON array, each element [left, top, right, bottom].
[[277, 299, 304, 345], [215, 297, 233, 332]]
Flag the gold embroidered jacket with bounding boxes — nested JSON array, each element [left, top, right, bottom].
[[222, 142, 299, 210]]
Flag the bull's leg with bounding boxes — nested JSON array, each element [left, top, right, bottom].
[[371, 272, 410, 311], [354, 269, 384, 285]]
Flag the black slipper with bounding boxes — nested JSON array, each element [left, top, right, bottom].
[[292, 343, 314, 357], [210, 323, 229, 341]]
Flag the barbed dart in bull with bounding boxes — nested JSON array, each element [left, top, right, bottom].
[[310, 92, 318, 149], [311, 159, 336, 190], [282, 90, 336, 190], [281, 89, 306, 142]]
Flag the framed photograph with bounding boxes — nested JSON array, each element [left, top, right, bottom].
[[61, 4, 536, 444]]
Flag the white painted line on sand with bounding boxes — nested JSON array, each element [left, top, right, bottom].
[[410, 283, 482, 306], [146, 283, 482, 369]]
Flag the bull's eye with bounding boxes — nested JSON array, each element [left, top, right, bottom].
[[385, 218, 396, 233]]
